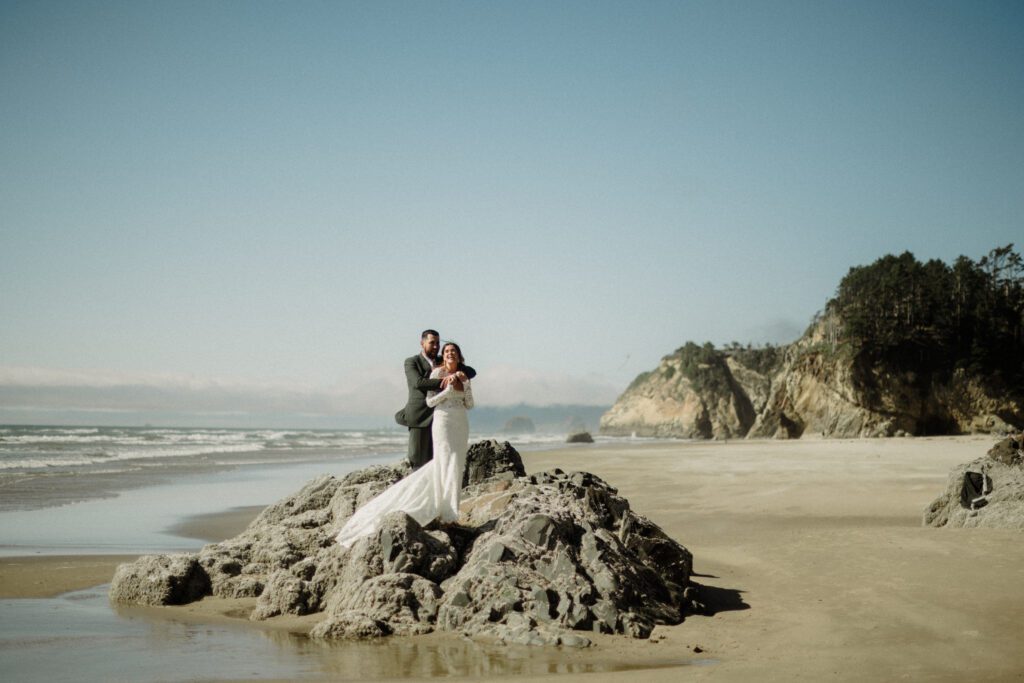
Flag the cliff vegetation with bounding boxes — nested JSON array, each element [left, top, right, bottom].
[[601, 245, 1024, 439]]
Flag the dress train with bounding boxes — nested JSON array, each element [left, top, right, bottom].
[[335, 371, 472, 548]]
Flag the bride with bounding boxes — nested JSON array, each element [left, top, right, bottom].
[[335, 342, 474, 548]]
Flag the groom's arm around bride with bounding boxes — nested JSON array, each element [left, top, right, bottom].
[[395, 329, 475, 469]]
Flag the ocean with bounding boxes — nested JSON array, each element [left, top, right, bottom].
[[0, 424, 617, 553], [0, 424, 581, 473], [0, 425, 668, 681]]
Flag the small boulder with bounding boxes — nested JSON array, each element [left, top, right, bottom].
[[566, 431, 594, 443], [251, 475, 341, 527], [463, 440, 526, 487], [309, 611, 391, 640], [109, 554, 210, 606], [924, 437, 1024, 529], [250, 568, 317, 620], [321, 573, 442, 636], [336, 511, 457, 587], [987, 434, 1024, 467]]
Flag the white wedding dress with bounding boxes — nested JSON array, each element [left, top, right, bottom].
[[335, 368, 473, 548]]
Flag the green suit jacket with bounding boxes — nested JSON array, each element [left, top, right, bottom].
[[395, 354, 476, 429]]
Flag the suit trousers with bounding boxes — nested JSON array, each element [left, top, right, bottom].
[[407, 426, 433, 469]]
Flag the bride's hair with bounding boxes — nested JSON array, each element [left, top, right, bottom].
[[441, 342, 464, 364]]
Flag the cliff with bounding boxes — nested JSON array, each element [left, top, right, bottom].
[[603, 246, 1024, 440], [600, 322, 1024, 440]]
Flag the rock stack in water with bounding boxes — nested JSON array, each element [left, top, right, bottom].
[[110, 440, 696, 647], [566, 431, 594, 443], [924, 434, 1024, 530]]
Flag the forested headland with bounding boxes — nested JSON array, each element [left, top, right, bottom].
[[828, 244, 1023, 383], [601, 245, 1023, 440]]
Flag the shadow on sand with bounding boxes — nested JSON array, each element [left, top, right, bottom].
[[690, 575, 749, 616]]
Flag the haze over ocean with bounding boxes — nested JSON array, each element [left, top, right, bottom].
[[2, 1, 1021, 427]]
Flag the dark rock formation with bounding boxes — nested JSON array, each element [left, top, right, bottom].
[[436, 469, 693, 645], [317, 571, 443, 637], [987, 434, 1024, 467], [924, 435, 1024, 529], [462, 439, 526, 487], [109, 441, 695, 646], [566, 431, 594, 443]]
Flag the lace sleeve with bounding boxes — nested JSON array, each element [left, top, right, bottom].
[[463, 379, 474, 409], [425, 368, 450, 408]]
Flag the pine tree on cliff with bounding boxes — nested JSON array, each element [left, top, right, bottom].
[[829, 244, 1024, 382]]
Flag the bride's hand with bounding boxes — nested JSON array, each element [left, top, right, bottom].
[[451, 377, 464, 391]]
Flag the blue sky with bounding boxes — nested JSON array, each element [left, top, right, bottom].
[[1, 1, 1022, 426]]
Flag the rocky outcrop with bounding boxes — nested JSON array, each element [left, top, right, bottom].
[[566, 431, 594, 443], [462, 440, 526, 487], [924, 435, 1024, 529], [601, 325, 1024, 440], [110, 441, 697, 646], [109, 554, 210, 606], [600, 344, 781, 439], [432, 468, 694, 644]]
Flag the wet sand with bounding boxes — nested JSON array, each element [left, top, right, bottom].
[[167, 505, 266, 543], [0, 555, 141, 598], [0, 505, 263, 598], [5, 436, 1024, 681]]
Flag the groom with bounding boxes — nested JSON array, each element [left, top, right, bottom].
[[395, 329, 476, 469]]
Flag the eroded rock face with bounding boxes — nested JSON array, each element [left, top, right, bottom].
[[111, 462, 410, 613], [600, 322, 1024, 440], [987, 434, 1024, 467], [309, 610, 390, 639], [109, 554, 210, 606], [462, 440, 526, 487], [109, 441, 694, 646], [438, 469, 692, 645], [924, 436, 1024, 530], [318, 573, 443, 637]]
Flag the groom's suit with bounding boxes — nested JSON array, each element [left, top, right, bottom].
[[396, 354, 476, 468]]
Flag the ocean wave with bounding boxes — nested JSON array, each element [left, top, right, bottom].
[[0, 426, 413, 471], [0, 443, 268, 470], [0, 425, 609, 473]]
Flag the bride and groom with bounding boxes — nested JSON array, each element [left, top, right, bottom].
[[335, 329, 476, 548]]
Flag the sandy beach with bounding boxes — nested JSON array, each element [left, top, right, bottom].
[[3, 435, 1023, 681], [0, 555, 141, 598], [526, 436, 1024, 682]]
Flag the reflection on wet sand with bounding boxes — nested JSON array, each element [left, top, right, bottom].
[[262, 631, 693, 679], [99, 596, 698, 681]]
